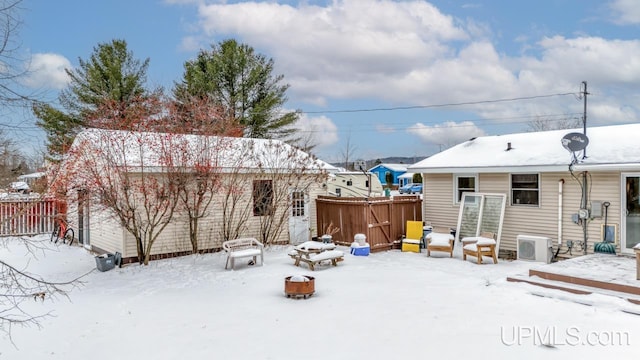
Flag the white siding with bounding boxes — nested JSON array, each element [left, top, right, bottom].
[[423, 170, 623, 257], [307, 183, 325, 239], [78, 173, 323, 259], [423, 173, 459, 229], [89, 207, 126, 255]]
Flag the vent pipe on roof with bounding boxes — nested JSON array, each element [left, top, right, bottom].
[[506, 142, 513, 151]]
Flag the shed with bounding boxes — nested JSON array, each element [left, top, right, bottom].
[[57, 128, 327, 263]]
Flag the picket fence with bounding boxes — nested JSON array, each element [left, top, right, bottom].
[[0, 198, 58, 237]]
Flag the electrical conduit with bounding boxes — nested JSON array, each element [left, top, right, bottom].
[[556, 179, 564, 259]]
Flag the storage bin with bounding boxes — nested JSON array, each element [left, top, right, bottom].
[[351, 246, 370, 256], [95, 254, 116, 272]]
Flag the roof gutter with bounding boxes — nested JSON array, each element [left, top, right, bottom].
[[410, 164, 571, 174], [412, 162, 640, 174], [571, 163, 640, 172]]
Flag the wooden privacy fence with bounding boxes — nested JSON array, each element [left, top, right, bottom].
[[0, 198, 58, 237], [316, 195, 422, 252]]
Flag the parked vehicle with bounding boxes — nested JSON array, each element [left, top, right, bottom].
[[409, 183, 423, 194], [325, 171, 384, 197], [399, 183, 415, 194]]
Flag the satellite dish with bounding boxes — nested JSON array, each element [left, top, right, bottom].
[[561, 132, 589, 152]]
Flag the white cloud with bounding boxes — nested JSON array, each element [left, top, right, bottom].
[[533, 36, 640, 85], [294, 113, 339, 150], [609, 0, 640, 24], [22, 53, 71, 90], [407, 121, 486, 148], [588, 102, 637, 124], [192, 0, 468, 102], [180, 0, 640, 129], [179, 36, 202, 52]]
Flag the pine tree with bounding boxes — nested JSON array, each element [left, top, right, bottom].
[[173, 39, 298, 140], [34, 39, 150, 159]]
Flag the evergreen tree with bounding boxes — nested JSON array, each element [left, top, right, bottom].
[[34, 39, 150, 158], [174, 39, 298, 140]]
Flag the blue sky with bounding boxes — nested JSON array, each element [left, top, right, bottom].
[[12, 0, 640, 163]]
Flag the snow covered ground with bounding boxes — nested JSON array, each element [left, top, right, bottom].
[[1, 235, 638, 359]]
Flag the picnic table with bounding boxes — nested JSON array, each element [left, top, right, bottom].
[[288, 241, 344, 271]]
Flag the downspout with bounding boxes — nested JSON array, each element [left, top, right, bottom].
[[558, 179, 564, 246], [553, 179, 565, 260], [582, 171, 589, 255]]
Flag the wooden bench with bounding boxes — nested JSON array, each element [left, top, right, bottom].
[[223, 238, 264, 270], [290, 249, 344, 271]]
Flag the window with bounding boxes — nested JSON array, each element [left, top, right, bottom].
[[346, 180, 353, 186], [253, 180, 273, 216], [454, 175, 477, 203], [511, 174, 539, 206], [291, 191, 305, 217]]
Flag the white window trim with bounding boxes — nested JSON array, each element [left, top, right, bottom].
[[454, 174, 478, 204], [510, 173, 540, 207]]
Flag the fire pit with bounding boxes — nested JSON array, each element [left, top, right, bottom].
[[284, 275, 315, 299]]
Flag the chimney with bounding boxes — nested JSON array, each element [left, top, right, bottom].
[[506, 142, 513, 151]]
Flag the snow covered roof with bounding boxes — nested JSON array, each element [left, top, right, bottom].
[[409, 123, 640, 173], [17, 172, 46, 180], [398, 172, 415, 179], [10, 181, 29, 190], [69, 129, 326, 173], [315, 160, 341, 173], [369, 163, 408, 172]]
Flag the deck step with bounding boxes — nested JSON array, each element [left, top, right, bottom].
[[506, 273, 640, 306], [528, 268, 640, 296]]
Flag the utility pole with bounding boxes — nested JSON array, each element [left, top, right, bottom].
[[580, 81, 589, 254], [581, 81, 589, 159]]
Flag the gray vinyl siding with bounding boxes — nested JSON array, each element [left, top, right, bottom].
[[423, 170, 623, 257]]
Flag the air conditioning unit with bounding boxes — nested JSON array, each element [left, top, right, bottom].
[[517, 235, 553, 263]]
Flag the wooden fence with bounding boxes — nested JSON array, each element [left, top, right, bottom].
[[316, 195, 422, 252], [0, 198, 58, 237]]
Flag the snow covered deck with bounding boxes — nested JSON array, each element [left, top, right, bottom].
[[507, 254, 640, 306]]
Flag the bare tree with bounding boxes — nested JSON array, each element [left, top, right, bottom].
[[160, 96, 243, 253], [165, 136, 227, 253], [216, 139, 326, 245], [289, 122, 318, 154], [57, 127, 181, 265], [0, 242, 79, 337], [339, 131, 357, 170], [0, 0, 31, 111], [0, 0, 83, 337], [0, 129, 27, 188], [53, 94, 184, 265], [251, 140, 326, 245], [527, 115, 582, 132], [217, 146, 255, 242]]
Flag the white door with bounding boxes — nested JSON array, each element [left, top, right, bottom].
[[289, 190, 309, 244], [622, 174, 640, 254]]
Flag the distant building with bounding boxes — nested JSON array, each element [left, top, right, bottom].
[[368, 163, 408, 187]]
